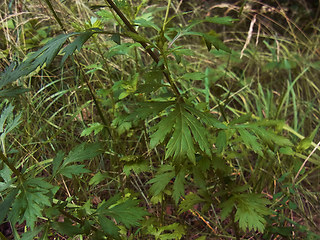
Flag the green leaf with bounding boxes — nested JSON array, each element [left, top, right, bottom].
[[98, 215, 120, 240], [172, 169, 186, 204], [148, 165, 175, 196], [296, 122, 319, 152], [103, 199, 148, 228], [1, 31, 94, 89], [0, 103, 13, 132], [150, 109, 177, 148], [53, 143, 102, 177], [98, 194, 121, 211], [111, 33, 121, 44], [216, 130, 227, 154], [151, 103, 225, 163], [238, 128, 263, 156], [0, 87, 30, 98], [59, 165, 91, 178], [81, 122, 104, 136], [166, 105, 195, 162], [63, 142, 103, 166], [251, 126, 293, 147], [182, 72, 206, 80], [195, 236, 207, 240], [184, 16, 235, 34], [183, 104, 227, 129], [52, 151, 65, 176], [123, 161, 150, 176], [297, 137, 312, 152], [0, 103, 21, 141], [96, 9, 114, 21], [288, 201, 297, 210], [220, 198, 235, 221], [8, 178, 52, 230], [192, 159, 208, 189], [107, 42, 141, 58], [220, 193, 272, 233], [0, 188, 19, 223], [205, 16, 236, 25], [60, 31, 94, 65], [0, 33, 71, 87], [279, 147, 294, 155], [229, 113, 252, 125], [157, 223, 185, 240], [179, 193, 205, 214], [183, 108, 212, 157], [134, 18, 160, 31], [202, 33, 231, 53], [20, 226, 43, 240], [52, 219, 84, 237], [0, 164, 12, 187], [89, 171, 109, 186], [234, 194, 272, 233], [138, 70, 165, 94], [126, 101, 174, 124]]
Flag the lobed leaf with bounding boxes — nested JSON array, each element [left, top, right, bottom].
[[98, 215, 120, 240], [148, 165, 175, 196], [8, 178, 53, 230], [184, 104, 227, 129], [0, 33, 72, 88], [183, 108, 212, 157], [216, 130, 227, 154], [60, 31, 94, 65], [107, 42, 141, 58], [0, 31, 94, 89], [64, 142, 103, 166], [165, 105, 195, 162], [51, 219, 84, 237], [150, 109, 177, 148], [178, 193, 205, 214], [0, 188, 19, 223], [59, 165, 91, 178], [238, 128, 263, 156], [251, 126, 293, 147], [0, 87, 30, 98], [172, 169, 186, 204], [81, 123, 104, 136], [103, 199, 148, 228], [234, 194, 272, 233], [134, 18, 160, 31], [126, 101, 174, 123]]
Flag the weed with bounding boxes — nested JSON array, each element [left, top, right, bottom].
[[0, 0, 319, 239]]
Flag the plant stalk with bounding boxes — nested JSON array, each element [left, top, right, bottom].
[[104, 0, 181, 97], [43, 0, 112, 138]]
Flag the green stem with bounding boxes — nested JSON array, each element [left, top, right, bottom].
[[43, 1, 112, 138], [104, 0, 181, 97], [76, 57, 113, 138], [43, 0, 67, 33], [163, 0, 172, 32]]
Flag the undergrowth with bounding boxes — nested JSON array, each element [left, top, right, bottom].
[[0, 0, 319, 239]]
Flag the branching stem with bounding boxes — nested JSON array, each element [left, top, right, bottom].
[[104, 0, 181, 97]]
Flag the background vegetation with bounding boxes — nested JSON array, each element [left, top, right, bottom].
[[0, 0, 319, 239]]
